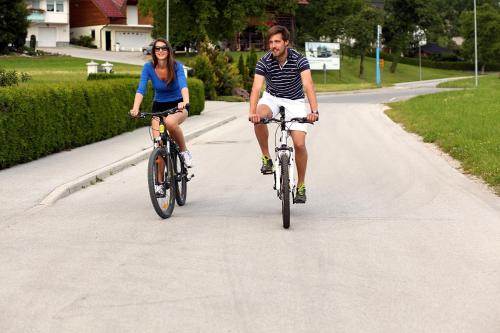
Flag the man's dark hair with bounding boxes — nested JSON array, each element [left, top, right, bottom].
[[267, 25, 290, 42]]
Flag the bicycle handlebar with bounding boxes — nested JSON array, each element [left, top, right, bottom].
[[130, 104, 190, 119], [258, 117, 313, 125]]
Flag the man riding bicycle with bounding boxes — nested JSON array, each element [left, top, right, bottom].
[[249, 25, 319, 203]]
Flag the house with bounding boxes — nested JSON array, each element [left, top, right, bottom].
[[69, 0, 153, 51], [26, 0, 71, 47]]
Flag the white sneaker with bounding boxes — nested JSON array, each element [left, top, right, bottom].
[[180, 150, 193, 168]]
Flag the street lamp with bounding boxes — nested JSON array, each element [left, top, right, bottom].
[[473, 0, 478, 87], [166, 0, 169, 41]]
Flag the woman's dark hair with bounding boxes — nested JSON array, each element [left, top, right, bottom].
[[267, 25, 290, 42], [151, 38, 176, 84]]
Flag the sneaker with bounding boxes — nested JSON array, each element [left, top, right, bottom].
[[294, 184, 306, 204], [180, 150, 193, 168], [260, 155, 273, 174], [155, 184, 166, 198]]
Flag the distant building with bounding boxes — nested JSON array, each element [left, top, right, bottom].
[[69, 0, 153, 51], [26, 0, 70, 47]]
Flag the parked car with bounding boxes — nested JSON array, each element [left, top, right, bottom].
[[142, 42, 154, 55]]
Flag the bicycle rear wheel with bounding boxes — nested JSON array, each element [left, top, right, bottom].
[[174, 151, 187, 206], [147, 147, 176, 219], [280, 154, 290, 229]]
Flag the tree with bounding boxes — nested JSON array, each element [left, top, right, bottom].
[[345, 4, 383, 78], [383, 0, 442, 73], [297, 0, 364, 42], [0, 0, 29, 54], [139, 0, 298, 48], [459, 3, 500, 73]]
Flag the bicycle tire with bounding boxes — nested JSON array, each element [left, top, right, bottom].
[[147, 147, 176, 219], [174, 151, 187, 206], [280, 154, 290, 229]]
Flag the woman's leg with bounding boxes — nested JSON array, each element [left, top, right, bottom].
[[164, 110, 188, 151]]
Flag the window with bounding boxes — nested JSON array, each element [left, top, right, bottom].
[[47, 0, 64, 12], [91, 30, 95, 40], [30, 0, 40, 9]]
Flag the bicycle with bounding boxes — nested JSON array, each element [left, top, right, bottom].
[[133, 106, 194, 219], [259, 106, 314, 229]]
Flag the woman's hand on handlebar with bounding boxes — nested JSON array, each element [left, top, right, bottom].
[[129, 108, 140, 118], [177, 101, 189, 111]]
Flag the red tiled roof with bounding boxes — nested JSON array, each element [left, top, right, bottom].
[[92, 0, 125, 18]]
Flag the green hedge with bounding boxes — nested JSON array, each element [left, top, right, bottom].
[[0, 78, 205, 169], [377, 52, 500, 71]]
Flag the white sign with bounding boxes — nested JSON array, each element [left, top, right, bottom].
[[305, 42, 340, 70]]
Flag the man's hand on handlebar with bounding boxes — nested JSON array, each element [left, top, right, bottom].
[[248, 113, 261, 124], [307, 111, 319, 123]]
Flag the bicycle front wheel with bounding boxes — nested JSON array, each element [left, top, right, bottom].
[[147, 147, 176, 219], [174, 151, 187, 206], [280, 154, 290, 229]]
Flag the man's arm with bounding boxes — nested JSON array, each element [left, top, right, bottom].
[[301, 69, 319, 122], [249, 74, 265, 123]]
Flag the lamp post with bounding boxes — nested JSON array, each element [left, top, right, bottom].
[[473, 0, 478, 87], [376, 24, 381, 87], [166, 0, 169, 41]]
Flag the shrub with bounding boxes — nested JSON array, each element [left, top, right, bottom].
[[70, 35, 97, 49], [187, 78, 205, 115], [0, 78, 205, 169], [188, 40, 240, 99], [87, 73, 140, 81], [188, 53, 217, 99], [0, 68, 31, 86]]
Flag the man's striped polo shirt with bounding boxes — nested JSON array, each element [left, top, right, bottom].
[[255, 48, 310, 100]]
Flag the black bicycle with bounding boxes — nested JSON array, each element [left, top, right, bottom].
[[260, 106, 314, 229], [134, 106, 193, 219]]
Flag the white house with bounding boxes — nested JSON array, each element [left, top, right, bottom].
[[26, 0, 70, 47], [69, 0, 153, 52]]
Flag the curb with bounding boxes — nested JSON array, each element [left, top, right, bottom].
[[39, 115, 238, 206]]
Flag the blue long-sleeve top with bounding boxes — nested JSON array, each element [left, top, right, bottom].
[[136, 61, 187, 102]]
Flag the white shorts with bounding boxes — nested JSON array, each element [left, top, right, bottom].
[[257, 92, 308, 132]]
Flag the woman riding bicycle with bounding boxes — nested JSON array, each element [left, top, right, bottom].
[[130, 38, 193, 168]]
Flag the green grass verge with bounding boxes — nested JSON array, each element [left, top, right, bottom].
[[0, 55, 142, 85], [386, 75, 500, 194], [1, 52, 469, 91]]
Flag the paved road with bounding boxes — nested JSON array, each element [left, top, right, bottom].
[[1, 85, 499, 332]]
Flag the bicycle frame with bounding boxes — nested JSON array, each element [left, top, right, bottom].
[[273, 106, 296, 201]]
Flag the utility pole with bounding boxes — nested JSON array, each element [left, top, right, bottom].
[[166, 0, 169, 41], [376, 25, 381, 87], [473, 0, 478, 87]]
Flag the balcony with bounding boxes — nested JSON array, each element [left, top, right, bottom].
[[28, 8, 46, 22]]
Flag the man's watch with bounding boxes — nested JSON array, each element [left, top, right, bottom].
[[312, 110, 319, 115]]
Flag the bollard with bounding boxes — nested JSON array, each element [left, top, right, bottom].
[[101, 62, 114, 74], [86, 60, 99, 75]]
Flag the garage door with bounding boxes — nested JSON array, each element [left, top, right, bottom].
[[38, 27, 57, 47], [116, 32, 150, 51]]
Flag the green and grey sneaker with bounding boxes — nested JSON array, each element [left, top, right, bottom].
[[260, 155, 273, 174], [294, 184, 306, 204]]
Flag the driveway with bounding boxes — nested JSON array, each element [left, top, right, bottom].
[[39, 45, 150, 66]]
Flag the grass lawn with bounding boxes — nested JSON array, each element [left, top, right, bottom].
[[386, 75, 500, 194], [1, 51, 469, 90], [0, 55, 142, 85]]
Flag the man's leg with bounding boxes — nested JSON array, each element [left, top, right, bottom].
[[290, 130, 307, 185], [290, 130, 308, 203], [254, 104, 273, 157]]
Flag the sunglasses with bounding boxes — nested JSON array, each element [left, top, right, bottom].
[[155, 46, 168, 52]]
